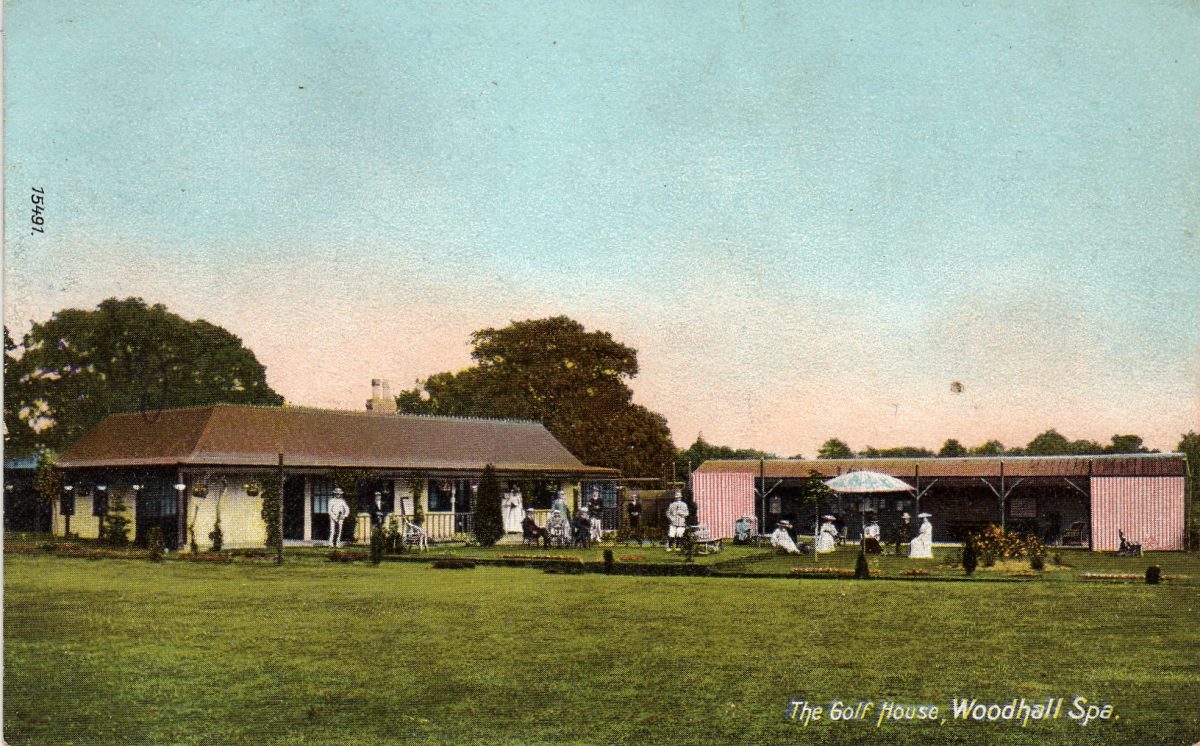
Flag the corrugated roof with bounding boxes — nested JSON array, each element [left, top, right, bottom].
[[694, 454, 1187, 479], [58, 404, 617, 475]]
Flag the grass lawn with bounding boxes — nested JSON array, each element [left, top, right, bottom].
[[6, 553, 1199, 745]]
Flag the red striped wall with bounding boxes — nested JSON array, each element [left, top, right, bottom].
[[1090, 477, 1185, 551], [692, 471, 755, 539]]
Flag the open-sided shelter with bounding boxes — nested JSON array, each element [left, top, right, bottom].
[[693, 454, 1189, 551]]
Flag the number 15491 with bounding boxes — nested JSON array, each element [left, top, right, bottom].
[[31, 187, 45, 234]]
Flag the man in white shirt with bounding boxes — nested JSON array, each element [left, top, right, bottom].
[[328, 487, 351, 547], [665, 489, 689, 551]]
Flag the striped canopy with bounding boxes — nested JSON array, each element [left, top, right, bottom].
[[823, 470, 914, 493]]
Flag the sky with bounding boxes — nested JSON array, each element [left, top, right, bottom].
[[4, 1, 1198, 458]]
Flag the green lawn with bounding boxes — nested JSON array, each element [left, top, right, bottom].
[[6, 553, 1198, 745]]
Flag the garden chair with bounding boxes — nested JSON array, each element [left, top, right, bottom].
[[1116, 530, 1142, 557], [403, 518, 428, 551]]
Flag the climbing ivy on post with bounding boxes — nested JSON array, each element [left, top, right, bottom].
[[260, 473, 282, 551]]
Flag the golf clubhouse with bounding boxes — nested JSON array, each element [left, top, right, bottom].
[[692, 454, 1190, 551], [53, 403, 618, 549]]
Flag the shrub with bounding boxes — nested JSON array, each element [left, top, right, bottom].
[[102, 491, 131, 548], [968, 524, 1044, 560], [147, 527, 165, 562], [962, 540, 978, 576], [369, 524, 385, 566], [1030, 553, 1045, 571], [432, 559, 475, 570], [854, 550, 870, 579], [208, 503, 224, 552], [1052, 552, 1064, 567], [473, 464, 504, 547], [604, 549, 615, 574], [1146, 565, 1161, 585]]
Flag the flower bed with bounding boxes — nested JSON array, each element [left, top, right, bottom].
[[1080, 572, 1188, 581], [618, 555, 647, 562], [1007, 571, 1040, 578], [498, 554, 580, 562], [179, 552, 233, 564], [790, 567, 854, 576], [38, 543, 151, 560], [900, 568, 929, 576]]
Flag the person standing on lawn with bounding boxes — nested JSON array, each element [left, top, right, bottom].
[[587, 487, 605, 544], [551, 488, 572, 541], [573, 506, 592, 549], [626, 491, 643, 545], [328, 487, 351, 548], [893, 512, 911, 555], [666, 489, 689, 551]]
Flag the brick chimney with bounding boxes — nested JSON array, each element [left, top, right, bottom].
[[366, 378, 397, 414]]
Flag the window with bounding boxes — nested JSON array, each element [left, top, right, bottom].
[[311, 478, 335, 514], [92, 489, 108, 517], [427, 480, 454, 512]]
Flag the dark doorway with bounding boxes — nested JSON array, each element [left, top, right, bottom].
[[310, 477, 335, 543], [283, 475, 306, 540], [135, 480, 180, 549], [4, 475, 51, 532]]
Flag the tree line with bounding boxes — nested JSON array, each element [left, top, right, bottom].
[[6, 298, 1196, 506]]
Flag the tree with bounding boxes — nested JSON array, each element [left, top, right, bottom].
[[675, 435, 776, 479], [969, 440, 1006, 456], [3, 326, 38, 456], [1024, 429, 1071, 455], [817, 439, 854, 459], [938, 439, 967, 457], [1105, 434, 1151, 454], [396, 317, 675, 476], [473, 464, 504, 546], [861, 446, 934, 458], [1178, 432, 1200, 548], [6, 298, 283, 453]]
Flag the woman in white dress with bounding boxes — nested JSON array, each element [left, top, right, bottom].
[[909, 512, 934, 558], [502, 488, 524, 533], [770, 520, 801, 554], [815, 515, 838, 553]]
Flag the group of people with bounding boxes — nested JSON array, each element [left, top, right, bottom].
[[520, 486, 610, 548], [520, 487, 691, 551], [768, 511, 935, 559]]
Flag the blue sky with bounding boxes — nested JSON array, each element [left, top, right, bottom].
[[4, 1, 1198, 456]]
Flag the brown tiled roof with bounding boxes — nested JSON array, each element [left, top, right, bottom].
[[694, 454, 1187, 479], [58, 405, 617, 476]]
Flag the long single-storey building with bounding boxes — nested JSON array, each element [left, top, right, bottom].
[[692, 454, 1190, 551], [55, 403, 619, 549]]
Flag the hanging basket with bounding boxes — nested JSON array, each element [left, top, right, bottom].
[[243, 482, 261, 497], [191, 484, 209, 498]]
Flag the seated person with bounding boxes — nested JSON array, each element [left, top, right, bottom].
[[734, 516, 754, 544], [572, 507, 592, 549], [521, 509, 549, 547], [863, 514, 882, 554], [770, 520, 802, 555], [546, 509, 570, 545]]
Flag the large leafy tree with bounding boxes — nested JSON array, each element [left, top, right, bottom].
[[675, 434, 776, 479], [861, 445, 934, 458], [817, 438, 854, 459], [938, 439, 967, 457], [6, 298, 283, 452], [396, 316, 675, 476]]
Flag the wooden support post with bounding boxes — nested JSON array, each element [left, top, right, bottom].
[[276, 453, 285, 565]]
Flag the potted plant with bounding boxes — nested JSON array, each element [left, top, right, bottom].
[[191, 483, 209, 498], [243, 481, 261, 497]]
